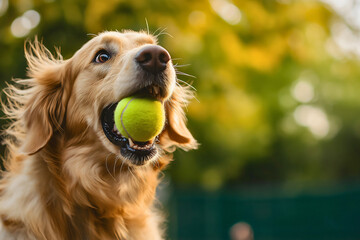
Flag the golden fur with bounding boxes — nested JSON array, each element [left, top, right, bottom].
[[0, 31, 197, 240]]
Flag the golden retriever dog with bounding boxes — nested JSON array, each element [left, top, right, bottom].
[[0, 31, 197, 240]]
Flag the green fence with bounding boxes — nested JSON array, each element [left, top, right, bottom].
[[167, 184, 360, 240]]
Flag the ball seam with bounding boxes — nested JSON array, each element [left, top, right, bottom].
[[120, 97, 137, 140]]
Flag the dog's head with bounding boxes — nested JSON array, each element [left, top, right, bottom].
[[20, 31, 197, 166]]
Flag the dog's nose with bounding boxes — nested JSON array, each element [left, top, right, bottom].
[[135, 45, 171, 74]]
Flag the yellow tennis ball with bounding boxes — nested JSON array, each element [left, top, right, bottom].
[[114, 96, 165, 142]]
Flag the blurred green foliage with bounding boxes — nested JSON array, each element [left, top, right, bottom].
[[1, 0, 360, 191]]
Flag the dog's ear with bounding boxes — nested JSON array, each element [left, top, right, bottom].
[[20, 41, 74, 155], [159, 85, 198, 152]]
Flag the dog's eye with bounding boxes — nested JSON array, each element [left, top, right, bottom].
[[94, 51, 111, 63]]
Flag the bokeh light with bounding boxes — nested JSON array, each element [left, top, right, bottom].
[[10, 10, 40, 38], [291, 80, 315, 103], [210, 0, 242, 25], [0, 0, 8, 16], [294, 105, 330, 138]]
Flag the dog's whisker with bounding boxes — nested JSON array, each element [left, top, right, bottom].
[[105, 153, 116, 181], [113, 155, 119, 178], [176, 71, 196, 79], [175, 82, 199, 104], [174, 82, 200, 104], [176, 79, 197, 91], [145, 18, 150, 35], [159, 32, 174, 39], [173, 63, 191, 68], [152, 27, 164, 37], [154, 27, 173, 39], [87, 33, 98, 38], [127, 165, 136, 179], [119, 158, 125, 174], [152, 28, 161, 37]]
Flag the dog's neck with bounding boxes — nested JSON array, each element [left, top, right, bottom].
[[29, 129, 163, 239]]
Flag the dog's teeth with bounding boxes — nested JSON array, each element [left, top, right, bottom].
[[113, 124, 121, 135], [128, 138, 155, 150], [153, 86, 160, 95], [129, 138, 135, 147]]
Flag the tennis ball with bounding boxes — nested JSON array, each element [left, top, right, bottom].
[[114, 96, 165, 142]]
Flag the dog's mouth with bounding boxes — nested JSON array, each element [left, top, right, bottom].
[[101, 85, 164, 166]]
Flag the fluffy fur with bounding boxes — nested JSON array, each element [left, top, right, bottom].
[[0, 31, 197, 240]]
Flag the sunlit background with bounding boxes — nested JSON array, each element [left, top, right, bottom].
[[1, 0, 360, 239]]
